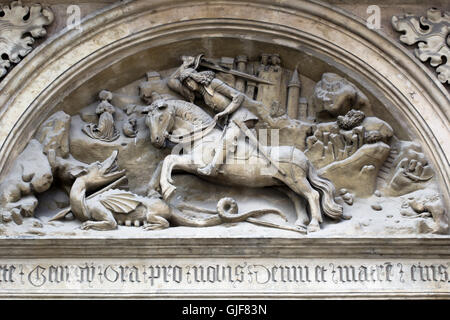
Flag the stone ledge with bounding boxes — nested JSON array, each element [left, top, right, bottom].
[[0, 237, 449, 258], [1, 292, 449, 299]]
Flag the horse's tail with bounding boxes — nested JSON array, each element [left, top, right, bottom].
[[307, 160, 343, 219]]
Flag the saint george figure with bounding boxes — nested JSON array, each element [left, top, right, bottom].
[[83, 90, 120, 142], [171, 67, 275, 176]]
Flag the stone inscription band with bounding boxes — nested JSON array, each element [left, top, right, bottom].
[[0, 259, 448, 297]]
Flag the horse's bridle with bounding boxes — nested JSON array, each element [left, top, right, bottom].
[[165, 120, 217, 144]]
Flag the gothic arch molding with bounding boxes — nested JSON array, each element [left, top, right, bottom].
[[0, 0, 448, 207]]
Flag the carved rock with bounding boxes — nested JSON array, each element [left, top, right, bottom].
[[384, 142, 434, 196], [318, 142, 391, 197], [361, 117, 394, 143], [311, 73, 371, 117], [338, 189, 354, 206], [371, 204, 382, 211], [4, 195, 38, 219], [305, 111, 393, 169], [400, 192, 449, 234], [392, 8, 450, 84], [0, 1, 54, 78], [0, 140, 52, 223], [35, 111, 71, 158]]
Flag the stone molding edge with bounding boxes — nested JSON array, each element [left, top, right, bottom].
[[0, 0, 448, 206], [0, 238, 449, 258], [1, 292, 448, 299]]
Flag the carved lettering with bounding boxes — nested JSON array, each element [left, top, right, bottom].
[[0, 261, 447, 293], [28, 266, 46, 287], [0, 265, 15, 283], [410, 263, 449, 282], [315, 266, 327, 282], [78, 264, 95, 283], [148, 266, 161, 286], [48, 266, 69, 283]]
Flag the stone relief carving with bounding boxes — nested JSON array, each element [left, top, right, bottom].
[[0, 1, 54, 79], [0, 140, 52, 225], [122, 116, 138, 138], [46, 149, 303, 233], [392, 8, 450, 84], [143, 97, 344, 233], [82, 90, 120, 142], [311, 73, 371, 118], [0, 51, 447, 237], [400, 192, 448, 234]]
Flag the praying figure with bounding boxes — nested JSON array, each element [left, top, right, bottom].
[[82, 90, 120, 142]]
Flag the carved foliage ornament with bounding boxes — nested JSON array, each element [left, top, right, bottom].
[[0, 1, 54, 78], [392, 8, 450, 84]]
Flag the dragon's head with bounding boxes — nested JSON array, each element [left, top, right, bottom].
[[73, 150, 125, 190]]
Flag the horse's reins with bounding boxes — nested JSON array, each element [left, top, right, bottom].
[[165, 119, 217, 144]]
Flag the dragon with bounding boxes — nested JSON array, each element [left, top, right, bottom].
[[53, 151, 304, 233]]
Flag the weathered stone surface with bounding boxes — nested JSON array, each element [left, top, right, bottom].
[[319, 142, 391, 197], [371, 204, 383, 211], [311, 73, 371, 118], [400, 190, 448, 235], [361, 117, 394, 143], [0, 140, 52, 222], [0, 256, 448, 298], [35, 111, 71, 158], [384, 142, 435, 197]]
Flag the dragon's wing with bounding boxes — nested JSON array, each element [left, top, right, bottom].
[[98, 189, 141, 214]]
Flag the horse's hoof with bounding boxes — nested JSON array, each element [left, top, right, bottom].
[[307, 222, 321, 233], [295, 219, 307, 229]]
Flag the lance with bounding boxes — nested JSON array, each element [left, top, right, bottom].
[[199, 60, 274, 86], [233, 119, 287, 177]]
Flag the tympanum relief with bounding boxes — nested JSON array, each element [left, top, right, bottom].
[[0, 53, 447, 237]]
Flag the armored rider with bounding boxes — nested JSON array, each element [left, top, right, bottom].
[[167, 55, 276, 176]]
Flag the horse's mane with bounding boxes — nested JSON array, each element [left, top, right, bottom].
[[170, 99, 213, 125]]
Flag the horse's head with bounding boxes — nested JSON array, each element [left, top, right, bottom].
[[144, 99, 175, 148]]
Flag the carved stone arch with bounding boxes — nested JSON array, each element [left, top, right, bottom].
[[0, 0, 448, 207]]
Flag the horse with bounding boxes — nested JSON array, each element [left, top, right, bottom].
[[144, 98, 345, 232]]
